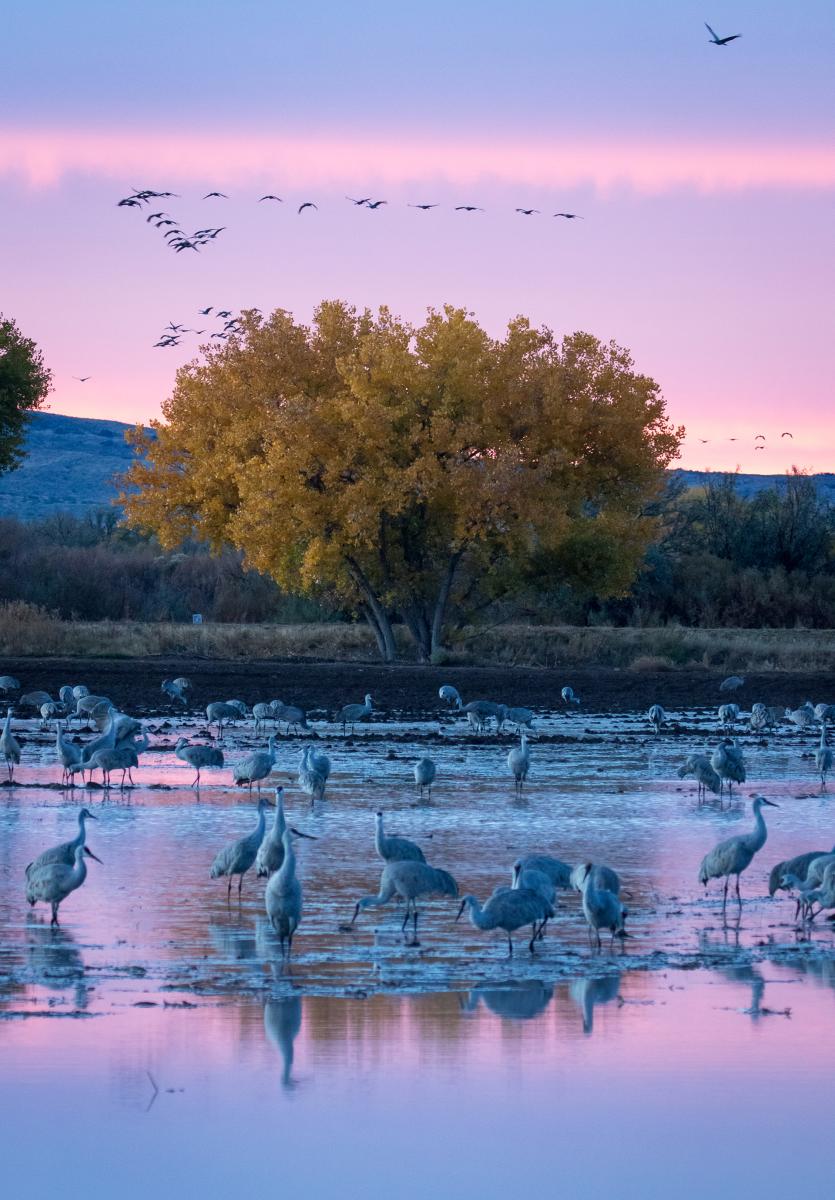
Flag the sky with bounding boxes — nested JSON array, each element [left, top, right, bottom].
[[2, 0, 833, 473]]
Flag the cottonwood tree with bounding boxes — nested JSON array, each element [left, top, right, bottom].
[[0, 315, 52, 475], [122, 302, 682, 660]]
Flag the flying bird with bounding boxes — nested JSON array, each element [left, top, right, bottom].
[[366, 200, 388, 209], [755, 434, 766, 440], [455, 205, 484, 212], [198, 306, 213, 315], [553, 212, 583, 219], [73, 376, 91, 382], [203, 191, 228, 199], [346, 196, 372, 205], [705, 22, 741, 46], [408, 203, 439, 210], [515, 208, 540, 215], [298, 202, 318, 213], [259, 194, 283, 202], [781, 431, 793, 438]]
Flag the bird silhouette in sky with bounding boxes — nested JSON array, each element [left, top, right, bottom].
[[259, 194, 283, 202], [455, 205, 484, 212], [755, 434, 766, 440], [408, 203, 439, 210], [346, 196, 372, 205], [73, 376, 91, 382], [203, 191, 228, 199], [216, 310, 232, 318], [515, 208, 540, 215], [705, 22, 741, 46], [366, 200, 387, 209], [554, 212, 583, 219], [698, 438, 709, 443], [298, 202, 318, 213], [198, 307, 213, 315], [781, 431, 794, 438]]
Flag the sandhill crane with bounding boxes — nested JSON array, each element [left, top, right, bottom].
[[457, 889, 553, 956], [719, 675, 745, 693], [414, 756, 436, 800], [274, 702, 309, 734], [26, 844, 97, 926], [815, 726, 832, 790], [233, 736, 278, 795], [0, 675, 20, 693], [297, 744, 331, 802], [647, 704, 666, 735], [578, 863, 628, 950], [75, 694, 113, 726], [90, 733, 148, 788], [514, 853, 572, 890], [437, 686, 501, 728], [206, 700, 243, 736], [336, 693, 373, 734], [24, 808, 101, 877], [561, 686, 580, 706], [55, 721, 84, 786], [438, 684, 461, 706], [72, 685, 90, 700], [498, 705, 535, 732], [20, 689, 54, 711], [749, 703, 770, 733], [507, 735, 531, 796], [711, 738, 746, 799], [252, 702, 275, 734], [511, 862, 556, 938], [256, 787, 315, 876], [2, 708, 21, 781], [698, 794, 777, 912], [374, 810, 426, 863], [778, 871, 820, 922], [804, 862, 835, 922], [351, 860, 458, 938], [175, 738, 224, 786], [39, 701, 64, 728], [815, 702, 835, 724], [210, 797, 270, 897], [265, 829, 305, 955], [785, 703, 815, 732], [677, 753, 722, 802], [161, 678, 188, 705], [768, 845, 835, 897], [718, 703, 740, 730], [570, 862, 621, 895]]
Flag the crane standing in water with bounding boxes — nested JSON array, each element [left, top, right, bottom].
[[698, 795, 778, 912], [265, 828, 305, 956], [457, 888, 554, 956], [351, 860, 458, 940], [26, 844, 98, 926], [210, 797, 270, 898], [2, 708, 21, 782]]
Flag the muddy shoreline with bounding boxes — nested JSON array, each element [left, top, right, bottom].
[[3, 657, 831, 716]]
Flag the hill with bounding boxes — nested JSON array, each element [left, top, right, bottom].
[[0, 412, 832, 521]]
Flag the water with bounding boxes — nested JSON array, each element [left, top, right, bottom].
[[2, 705, 834, 1195]]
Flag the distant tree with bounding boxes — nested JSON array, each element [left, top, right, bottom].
[[0, 315, 52, 475], [122, 302, 682, 661]]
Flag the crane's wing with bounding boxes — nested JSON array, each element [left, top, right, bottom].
[[705, 22, 719, 39]]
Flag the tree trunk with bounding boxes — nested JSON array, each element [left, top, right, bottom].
[[345, 556, 398, 662], [401, 605, 432, 663], [430, 549, 465, 658]]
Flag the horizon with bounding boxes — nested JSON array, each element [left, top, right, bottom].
[[2, 0, 833, 474]]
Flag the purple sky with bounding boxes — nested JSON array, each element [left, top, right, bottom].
[[2, 0, 833, 472]]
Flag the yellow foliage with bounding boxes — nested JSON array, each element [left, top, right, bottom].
[[121, 302, 683, 660]]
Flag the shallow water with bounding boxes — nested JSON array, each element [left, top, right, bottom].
[[2, 705, 834, 1194]]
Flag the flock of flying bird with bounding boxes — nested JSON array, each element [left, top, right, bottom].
[[3, 656, 834, 958]]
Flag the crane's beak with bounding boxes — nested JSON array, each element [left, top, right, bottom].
[[455, 900, 466, 922], [350, 902, 360, 925], [761, 797, 779, 807], [289, 827, 316, 840], [84, 848, 103, 864]]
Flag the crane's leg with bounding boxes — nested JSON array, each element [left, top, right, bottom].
[[722, 877, 729, 913], [227, 875, 232, 900], [51, 902, 59, 927], [401, 901, 411, 933], [596, 929, 602, 951], [528, 930, 537, 954], [412, 908, 419, 940], [238, 872, 244, 897], [507, 933, 514, 956], [287, 932, 293, 957], [193, 772, 199, 787]]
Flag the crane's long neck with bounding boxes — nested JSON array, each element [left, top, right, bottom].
[[273, 795, 286, 837], [749, 802, 769, 850], [3, 709, 10, 737], [374, 815, 385, 856], [466, 898, 488, 929], [277, 835, 296, 885], [254, 805, 267, 841], [71, 850, 88, 886]]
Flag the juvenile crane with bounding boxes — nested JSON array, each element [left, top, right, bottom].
[[210, 797, 270, 898], [24, 808, 101, 876], [698, 794, 778, 912]]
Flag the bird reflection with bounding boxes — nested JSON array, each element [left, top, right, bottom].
[[264, 997, 303, 1088], [569, 973, 621, 1035], [208, 919, 258, 963], [699, 929, 766, 1019], [461, 980, 553, 1020], [26, 919, 88, 1009]]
